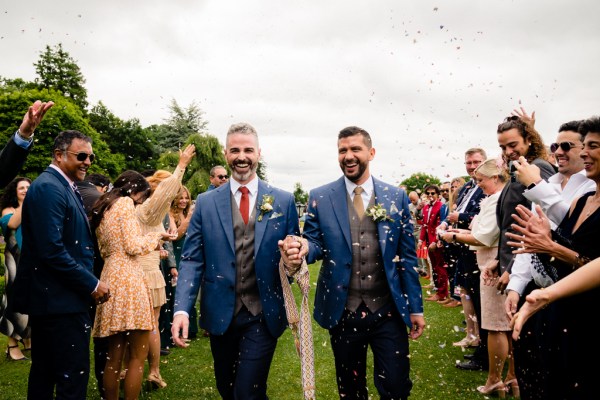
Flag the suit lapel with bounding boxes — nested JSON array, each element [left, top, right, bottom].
[[330, 178, 352, 252], [214, 183, 235, 253], [47, 168, 91, 234], [254, 180, 270, 255]]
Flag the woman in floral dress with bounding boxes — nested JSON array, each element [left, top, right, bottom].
[[91, 171, 175, 400]]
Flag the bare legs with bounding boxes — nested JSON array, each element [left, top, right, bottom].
[[453, 288, 480, 346], [103, 330, 150, 400], [483, 331, 516, 387], [147, 306, 163, 380]]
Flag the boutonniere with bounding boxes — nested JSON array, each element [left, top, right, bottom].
[[258, 194, 275, 221], [365, 203, 394, 223]]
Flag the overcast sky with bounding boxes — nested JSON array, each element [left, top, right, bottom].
[[2, 1, 599, 193]]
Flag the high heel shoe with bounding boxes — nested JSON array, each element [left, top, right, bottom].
[[477, 381, 507, 398], [452, 336, 480, 348], [6, 345, 28, 361], [147, 373, 167, 389], [504, 379, 520, 399]]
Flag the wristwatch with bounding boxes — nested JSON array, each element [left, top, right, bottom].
[[16, 129, 34, 142]]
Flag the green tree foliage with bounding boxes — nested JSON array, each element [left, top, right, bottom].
[[293, 182, 308, 205], [157, 133, 227, 198], [88, 102, 158, 172], [34, 43, 88, 110], [155, 99, 209, 153], [0, 87, 125, 180], [400, 172, 442, 194]]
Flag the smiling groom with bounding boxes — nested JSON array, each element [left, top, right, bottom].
[[172, 122, 301, 399]]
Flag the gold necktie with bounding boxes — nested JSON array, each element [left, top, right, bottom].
[[353, 186, 364, 218]]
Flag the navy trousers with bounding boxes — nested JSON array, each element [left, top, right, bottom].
[[28, 312, 91, 400], [329, 302, 412, 400], [209, 307, 277, 400]]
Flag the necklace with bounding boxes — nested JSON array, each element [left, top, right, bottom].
[[584, 195, 600, 217]]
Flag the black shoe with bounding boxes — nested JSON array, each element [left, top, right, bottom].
[[160, 348, 171, 356], [463, 354, 475, 360], [456, 360, 486, 371]]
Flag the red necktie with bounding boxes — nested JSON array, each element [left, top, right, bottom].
[[239, 186, 250, 224]]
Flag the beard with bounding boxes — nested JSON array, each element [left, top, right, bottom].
[[340, 159, 368, 183], [229, 159, 258, 182]]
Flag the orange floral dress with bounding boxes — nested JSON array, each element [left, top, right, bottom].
[[92, 197, 162, 338]]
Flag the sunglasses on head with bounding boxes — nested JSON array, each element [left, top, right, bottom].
[[425, 191, 437, 195], [67, 151, 95, 162], [550, 141, 582, 153], [216, 174, 228, 180]]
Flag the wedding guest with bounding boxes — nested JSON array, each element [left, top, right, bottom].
[[14, 130, 110, 399], [506, 115, 600, 399], [0, 177, 32, 361], [207, 165, 228, 190], [441, 159, 518, 397], [172, 122, 301, 399], [137, 144, 195, 389], [420, 184, 449, 302], [91, 170, 174, 400]]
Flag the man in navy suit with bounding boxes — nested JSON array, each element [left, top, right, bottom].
[[172, 122, 300, 399], [285, 126, 425, 400], [14, 130, 110, 399], [0, 100, 54, 188]]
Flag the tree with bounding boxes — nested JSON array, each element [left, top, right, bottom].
[[156, 133, 227, 198], [0, 87, 125, 181], [293, 182, 308, 206], [88, 102, 158, 172], [155, 99, 209, 153], [34, 43, 88, 110], [400, 173, 442, 194]]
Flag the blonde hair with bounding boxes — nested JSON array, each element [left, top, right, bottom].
[[146, 170, 173, 194], [474, 159, 509, 182]]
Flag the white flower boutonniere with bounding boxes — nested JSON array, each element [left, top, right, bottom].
[[365, 203, 394, 223], [258, 194, 274, 221]]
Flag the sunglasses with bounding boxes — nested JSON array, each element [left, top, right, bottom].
[[216, 174, 228, 180], [67, 151, 95, 162], [425, 191, 437, 196], [550, 141, 582, 153], [440, 189, 449, 193]]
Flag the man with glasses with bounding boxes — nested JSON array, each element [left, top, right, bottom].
[[14, 130, 110, 399], [439, 182, 451, 203], [208, 165, 229, 191], [504, 117, 595, 398]]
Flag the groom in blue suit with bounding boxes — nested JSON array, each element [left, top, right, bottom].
[[172, 122, 300, 399], [285, 126, 425, 400]]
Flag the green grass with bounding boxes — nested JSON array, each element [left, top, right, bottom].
[[0, 263, 487, 399]]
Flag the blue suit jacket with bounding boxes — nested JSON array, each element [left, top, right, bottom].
[[14, 167, 97, 315], [174, 180, 300, 338], [303, 177, 423, 330]]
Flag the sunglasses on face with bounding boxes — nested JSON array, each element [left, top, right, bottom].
[[216, 174, 228, 180], [440, 189, 449, 193], [67, 151, 95, 162], [550, 141, 582, 153], [425, 191, 437, 196]]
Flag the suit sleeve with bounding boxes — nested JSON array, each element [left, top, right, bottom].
[[0, 136, 31, 189], [173, 195, 205, 314]]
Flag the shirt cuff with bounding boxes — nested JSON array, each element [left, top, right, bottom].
[[91, 281, 100, 294], [13, 131, 33, 149], [173, 310, 190, 318]]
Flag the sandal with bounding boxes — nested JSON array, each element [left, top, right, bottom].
[[504, 378, 520, 399], [147, 373, 167, 389]]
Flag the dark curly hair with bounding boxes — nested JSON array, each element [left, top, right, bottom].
[[0, 177, 32, 210], [90, 170, 150, 230], [497, 116, 549, 163]]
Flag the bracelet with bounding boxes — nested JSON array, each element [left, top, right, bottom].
[[574, 253, 590, 269]]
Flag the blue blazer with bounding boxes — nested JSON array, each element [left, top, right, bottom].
[[303, 177, 423, 330], [13, 167, 97, 315], [174, 180, 300, 338]]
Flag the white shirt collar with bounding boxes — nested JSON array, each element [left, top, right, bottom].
[[49, 164, 76, 188], [230, 176, 259, 196], [344, 175, 374, 198]]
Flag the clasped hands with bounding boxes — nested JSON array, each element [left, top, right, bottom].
[[92, 280, 111, 305], [278, 235, 308, 276]]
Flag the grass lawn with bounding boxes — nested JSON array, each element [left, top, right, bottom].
[[0, 262, 488, 399]]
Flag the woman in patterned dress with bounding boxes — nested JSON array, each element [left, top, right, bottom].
[[91, 171, 175, 400], [0, 177, 32, 361]]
